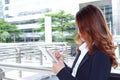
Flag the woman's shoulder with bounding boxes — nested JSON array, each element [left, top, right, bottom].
[[92, 45, 109, 59]]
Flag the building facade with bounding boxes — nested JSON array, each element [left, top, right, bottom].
[[3, 0, 52, 42], [2, 0, 120, 42], [112, 0, 120, 35], [0, 0, 3, 19]]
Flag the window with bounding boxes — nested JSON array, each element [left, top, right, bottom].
[[5, 6, 9, 10], [5, 0, 10, 4]]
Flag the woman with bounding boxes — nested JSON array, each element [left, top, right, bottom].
[[52, 5, 118, 80]]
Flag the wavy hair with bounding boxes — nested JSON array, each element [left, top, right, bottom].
[[75, 5, 118, 68]]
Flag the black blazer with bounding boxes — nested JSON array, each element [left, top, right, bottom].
[[56, 46, 111, 80]]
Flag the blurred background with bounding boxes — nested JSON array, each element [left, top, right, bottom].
[[0, 0, 120, 80]]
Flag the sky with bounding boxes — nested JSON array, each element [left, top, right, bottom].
[[7, 0, 100, 16]]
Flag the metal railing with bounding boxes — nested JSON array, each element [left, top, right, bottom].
[[0, 42, 69, 79]]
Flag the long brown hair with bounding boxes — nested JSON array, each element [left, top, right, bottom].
[[75, 5, 118, 68]]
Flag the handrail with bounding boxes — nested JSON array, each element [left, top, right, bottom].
[[0, 62, 52, 73], [0, 42, 68, 72]]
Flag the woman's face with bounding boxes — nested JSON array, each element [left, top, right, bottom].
[[78, 30, 85, 42], [79, 34, 85, 42]]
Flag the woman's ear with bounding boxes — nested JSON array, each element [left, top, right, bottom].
[[74, 34, 84, 46]]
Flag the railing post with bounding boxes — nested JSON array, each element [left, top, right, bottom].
[[15, 47, 21, 63], [15, 47, 22, 78], [39, 50, 43, 65]]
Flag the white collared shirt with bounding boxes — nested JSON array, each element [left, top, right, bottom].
[[72, 42, 88, 77]]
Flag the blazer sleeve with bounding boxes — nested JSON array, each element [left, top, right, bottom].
[[56, 52, 81, 80], [89, 51, 111, 80], [57, 62, 79, 80], [57, 67, 78, 80], [64, 63, 72, 73]]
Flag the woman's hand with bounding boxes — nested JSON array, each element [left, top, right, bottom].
[[54, 50, 64, 61], [52, 60, 65, 74], [52, 50, 65, 74]]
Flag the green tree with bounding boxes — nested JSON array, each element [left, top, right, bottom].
[[0, 19, 20, 42], [34, 18, 45, 41], [37, 10, 77, 44]]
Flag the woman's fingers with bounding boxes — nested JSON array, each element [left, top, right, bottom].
[[52, 60, 65, 74], [54, 51, 62, 58], [53, 50, 65, 61]]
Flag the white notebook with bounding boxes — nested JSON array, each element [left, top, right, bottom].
[[38, 46, 58, 63]]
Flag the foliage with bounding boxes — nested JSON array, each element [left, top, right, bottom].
[[34, 18, 45, 41], [45, 10, 75, 32], [0, 19, 20, 42], [34, 18, 45, 32], [37, 10, 76, 44]]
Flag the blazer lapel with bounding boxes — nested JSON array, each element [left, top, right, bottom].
[[72, 51, 81, 69], [78, 53, 89, 69], [78, 45, 97, 69]]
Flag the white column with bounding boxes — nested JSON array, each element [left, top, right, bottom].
[[112, 0, 120, 58], [112, 0, 120, 35], [45, 16, 52, 43]]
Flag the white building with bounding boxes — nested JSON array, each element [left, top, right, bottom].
[[2, 0, 120, 54], [0, 0, 3, 19], [2, 0, 79, 42], [2, 0, 53, 42]]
